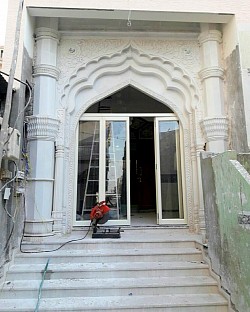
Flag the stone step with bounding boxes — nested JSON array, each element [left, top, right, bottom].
[[14, 247, 203, 264], [20, 227, 200, 250], [2, 229, 230, 311], [0, 294, 229, 312], [1, 276, 220, 299], [6, 261, 209, 280], [21, 238, 198, 251]]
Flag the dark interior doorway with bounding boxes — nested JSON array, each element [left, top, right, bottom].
[[130, 117, 156, 215], [85, 86, 175, 225]]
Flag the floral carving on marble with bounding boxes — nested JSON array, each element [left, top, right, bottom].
[[57, 38, 201, 106]]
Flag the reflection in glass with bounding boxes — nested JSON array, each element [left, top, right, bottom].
[[105, 121, 127, 220], [76, 121, 100, 221], [159, 121, 183, 219]]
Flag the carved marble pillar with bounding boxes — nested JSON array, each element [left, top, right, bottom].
[[190, 111, 207, 239], [25, 117, 59, 236], [51, 144, 64, 233], [25, 23, 60, 236], [196, 143, 207, 241], [199, 28, 228, 152]]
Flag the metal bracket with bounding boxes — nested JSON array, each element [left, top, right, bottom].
[[92, 227, 122, 239]]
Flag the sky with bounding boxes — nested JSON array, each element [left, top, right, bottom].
[[0, 0, 9, 45]]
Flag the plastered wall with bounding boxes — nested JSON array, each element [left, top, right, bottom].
[[225, 46, 249, 152], [201, 151, 250, 312]]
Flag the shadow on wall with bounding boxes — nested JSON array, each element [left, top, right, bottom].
[[200, 151, 250, 312]]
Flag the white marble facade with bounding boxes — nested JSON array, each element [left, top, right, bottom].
[[24, 23, 228, 237]]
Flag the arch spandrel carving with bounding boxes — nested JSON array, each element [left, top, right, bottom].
[[60, 45, 200, 115]]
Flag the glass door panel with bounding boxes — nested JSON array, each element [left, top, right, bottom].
[[105, 120, 128, 221], [76, 120, 100, 221], [155, 119, 183, 223], [76, 117, 130, 225]]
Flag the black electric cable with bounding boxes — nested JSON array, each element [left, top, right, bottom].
[[1, 161, 20, 255], [0, 160, 18, 193], [3, 223, 15, 252], [19, 221, 92, 254]]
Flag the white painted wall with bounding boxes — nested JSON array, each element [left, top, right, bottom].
[[0, 0, 8, 46], [23, 10, 35, 59]]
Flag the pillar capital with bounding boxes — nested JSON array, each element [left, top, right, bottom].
[[201, 116, 228, 142], [33, 64, 60, 80], [199, 66, 224, 81], [35, 27, 60, 42], [27, 116, 59, 141], [198, 30, 222, 46]]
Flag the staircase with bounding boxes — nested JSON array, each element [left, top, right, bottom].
[[0, 227, 232, 311]]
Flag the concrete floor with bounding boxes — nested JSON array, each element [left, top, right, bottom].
[[131, 212, 157, 226]]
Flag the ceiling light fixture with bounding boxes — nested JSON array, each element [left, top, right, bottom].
[[127, 10, 132, 27]]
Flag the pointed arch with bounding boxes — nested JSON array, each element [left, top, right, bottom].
[[62, 44, 202, 234]]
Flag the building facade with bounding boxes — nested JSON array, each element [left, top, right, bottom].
[[2, 1, 250, 238]]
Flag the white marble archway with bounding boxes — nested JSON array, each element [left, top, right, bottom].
[[56, 44, 204, 234]]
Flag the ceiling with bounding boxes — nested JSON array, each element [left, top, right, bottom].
[[58, 18, 200, 33], [28, 7, 232, 33]]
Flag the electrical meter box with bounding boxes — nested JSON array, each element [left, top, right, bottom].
[[6, 127, 21, 160], [0, 118, 21, 160]]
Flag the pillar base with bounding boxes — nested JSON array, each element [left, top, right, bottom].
[[51, 211, 63, 233], [24, 219, 54, 237]]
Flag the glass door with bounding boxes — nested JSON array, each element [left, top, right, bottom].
[[155, 117, 185, 224], [75, 116, 130, 225]]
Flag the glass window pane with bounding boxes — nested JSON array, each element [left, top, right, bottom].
[[159, 121, 182, 219], [76, 121, 99, 221], [105, 121, 127, 220]]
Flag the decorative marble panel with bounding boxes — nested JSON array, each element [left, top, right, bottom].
[[57, 38, 201, 104]]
